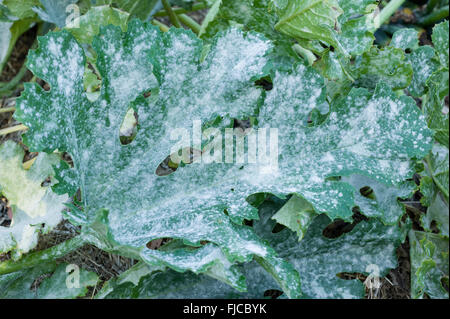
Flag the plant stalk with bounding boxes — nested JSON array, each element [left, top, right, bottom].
[[292, 43, 316, 66], [0, 236, 87, 275], [0, 107, 15, 114], [0, 60, 28, 95], [375, 0, 407, 29], [154, 2, 207, 17], [426, 0, 439, 14], [178, 14, 201, 34], [152, 19, 170, 32], [161, 0, 182, 28], [418, 6, 449, 26], [0, 124, 28, 136]]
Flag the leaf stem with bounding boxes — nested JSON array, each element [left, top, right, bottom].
[[153, 2, 207, 17], [152, 19, 170, 32], [426, 0, 439, 14], [292, 43, 316, 66], [375, 0, 406, 29], [178, 14, 201, 34], [0, 107, 15, 114], [0, 61, 28, 95], [0, 124, 28, 136], [0, 236, 87, 275], [418, 6, 449, 26], [161, 0, 182, 28]]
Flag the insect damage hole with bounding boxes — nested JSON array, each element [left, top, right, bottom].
[[0, 197, 12, 228], [155, 148, 201, 177], [263, 289, 283, 299], [119, 108, 138, 145], [359, 186, 375, 199], [272, 223, 286, 233], [83, 63, 102, 102]]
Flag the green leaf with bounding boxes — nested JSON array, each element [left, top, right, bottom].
[[200, 0, 300, 66], [407, 46, 440, 97], [389, 28, 419, 51], [254, 200, 409, 298], [3, 0, 39, 19], [423, 71, 449, 148], [141, 243, 247, 291], [272, 0, 344, 52], [421, 145, 449, 237], [421, 21, 449, 148], [0, 262, 99, 299], [35, 263, 99, 299], [342, 174, 415, 225], [389, 28, 439, 98], [336, 0, 378, 56], [0, 1, 16, 22], [0, 141, 68, 257], [99, 198, 409, 299], [351, 46, 413, 90], [271, 194, 316, 240], [114, 0, 160, 21], [65, 5, 130, 44], [271, 0, 378, 56], [432, 20, 449, 69], [95, 261, 163, 298], [409, 230, 449, 299], [0, 17, 35, 75]]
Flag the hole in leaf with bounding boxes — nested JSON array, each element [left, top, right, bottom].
[[223, 209, 229, 216], [62, 152, 74, 167], [41, 176, 51, 187], [119, 108, 138, 145], [243, 219, 253, 227], [413, 173, 421, 186], [22, 150, 38, 163], [359, 186, 375, 199], [405, 48, 412, 54], [322, 211, 368, 238], [441, 277, 449, 293], [336, 272, 366, 282], [155, 148, 201, 176], [155, 155, 178, 176], [146, 238, 172, 250], [233, 118, 252, 131], [0, 197, 12, 228], [255, 77, 273, 91], [263, 289, 283, 299], [322, 219, 354, 238], [37, 78, 50, 91], [271, 223, 286, 233], [83, 62, 102, 101]]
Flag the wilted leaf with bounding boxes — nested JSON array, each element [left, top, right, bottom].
[[409, 230, 449, 299], [0, 141, 68, 257]]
